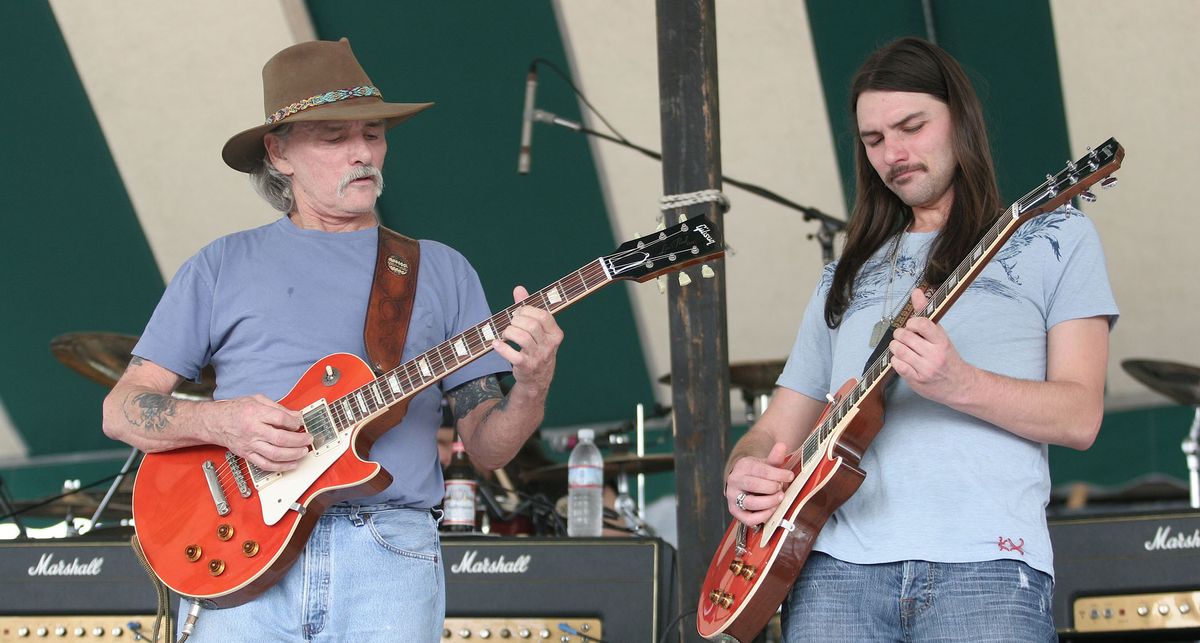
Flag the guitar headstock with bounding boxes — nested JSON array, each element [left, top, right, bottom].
[[603, 215, 724, 283], [1018, 137, 1124, 218]]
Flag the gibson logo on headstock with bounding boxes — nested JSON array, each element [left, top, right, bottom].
[[27, 553, 104, 576], [694, 224, 718, 247], [449, 549, 531, 574]]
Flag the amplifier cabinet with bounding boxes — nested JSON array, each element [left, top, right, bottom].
[[0, 535, 170, 642], [1050, 509, 1200, 638], [0, 535, 164, 615], [442, 536, 678, 642]]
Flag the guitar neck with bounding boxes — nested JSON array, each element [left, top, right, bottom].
[[324, 258, 613, 429]]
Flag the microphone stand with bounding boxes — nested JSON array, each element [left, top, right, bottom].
[[531, 108, 846, 261]]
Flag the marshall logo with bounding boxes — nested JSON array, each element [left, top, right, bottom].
[[1144, 525, 1200, 551], [694, 224, 718, 247], [449, 549, 531, 575], [27, 553, 104, 576]]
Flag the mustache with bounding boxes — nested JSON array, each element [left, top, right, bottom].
[[337, 166, 384, 197], [887, 163, 926, 182]]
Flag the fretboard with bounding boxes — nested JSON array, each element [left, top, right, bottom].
[[323, 258, 614, 431]]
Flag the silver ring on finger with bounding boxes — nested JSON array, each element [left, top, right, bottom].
[[735, 492, 747, 511]]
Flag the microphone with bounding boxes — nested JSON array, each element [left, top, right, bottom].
[[517, 63, 538, 174]]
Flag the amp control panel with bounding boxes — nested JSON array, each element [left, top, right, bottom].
[[1073, 591, 1200, 633], [441, 617, 601, 641]]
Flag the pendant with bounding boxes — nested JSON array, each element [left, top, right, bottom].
[[869, 318, 891, 348]]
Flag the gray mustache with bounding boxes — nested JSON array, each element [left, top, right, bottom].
[[337, 166, 384, 196]]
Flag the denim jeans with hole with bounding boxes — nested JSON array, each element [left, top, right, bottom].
[[179, 505, 443, 642], [782, 552, 1056, 642]]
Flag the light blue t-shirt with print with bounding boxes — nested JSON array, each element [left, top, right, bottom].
[[132, 216, 511, 508], [777, 206, 1117, 577]]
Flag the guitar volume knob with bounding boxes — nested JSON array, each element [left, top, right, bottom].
[[208, 559, 226, 576], [185, 545, 203, 562], [217, 524, 234, 541], [242, 540, 260, 557]]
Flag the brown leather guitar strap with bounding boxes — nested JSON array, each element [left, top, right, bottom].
[[364, 226, 421, 374]]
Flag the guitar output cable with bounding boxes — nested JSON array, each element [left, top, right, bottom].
[[177, 599, 202, 643]]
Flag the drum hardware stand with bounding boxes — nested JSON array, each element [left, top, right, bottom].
[[1184, 406, 1200, 509], [612, 403, 655, 536], [0, 473, 29, 538], [86, 446, 142, 532]]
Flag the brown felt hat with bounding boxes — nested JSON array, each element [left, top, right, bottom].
[[222, 38, 433, 173]]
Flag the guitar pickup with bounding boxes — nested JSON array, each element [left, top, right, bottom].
[[300, 399, 339, 454]]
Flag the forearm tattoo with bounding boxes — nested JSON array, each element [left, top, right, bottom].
[[124, 392, 177, 432], [448, 375, 504, 423]]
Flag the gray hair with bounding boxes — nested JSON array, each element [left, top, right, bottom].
[[250, 124, 294, 213]]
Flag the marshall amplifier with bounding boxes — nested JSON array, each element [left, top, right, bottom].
[[1050, 509, 1200, 640], [0, 532, 173, 641], [442, 536, 679, 642]]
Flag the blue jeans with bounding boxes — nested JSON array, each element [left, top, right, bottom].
[[782, 552, 1056, 642], [179, 505, 444, 642]]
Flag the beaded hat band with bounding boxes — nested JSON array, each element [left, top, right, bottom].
[[265, 85, 383, 125], [222, 39, 433, 173]]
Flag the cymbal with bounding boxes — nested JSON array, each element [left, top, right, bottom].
[[659, 359, 786, 394], [50, 332, 216, 400], [520, 454, 675, 484], [1121, 359, 1200, 407]]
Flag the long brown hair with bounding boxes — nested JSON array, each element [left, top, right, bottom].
[[825, 37, 1002, 327]]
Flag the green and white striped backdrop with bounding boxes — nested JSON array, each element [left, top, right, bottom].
[[2, 0, 1196, 503]]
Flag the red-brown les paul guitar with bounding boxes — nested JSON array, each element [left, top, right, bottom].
[[132, 216, 723, 607], [696, 139, 1125, 642]]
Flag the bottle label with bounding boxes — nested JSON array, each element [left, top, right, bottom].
[[443, 479, 477, 526], [568, 464, 603, 489]]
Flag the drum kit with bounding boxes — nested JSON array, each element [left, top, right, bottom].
[[36, 333, 1199, 531], [0, 333, 217, 538], [1121, 358, 1200, 509]]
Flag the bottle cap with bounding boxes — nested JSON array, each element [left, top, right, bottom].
[[578, 428, 594, 440]]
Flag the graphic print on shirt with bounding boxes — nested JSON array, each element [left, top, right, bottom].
[[830, 208, 1082, 317]]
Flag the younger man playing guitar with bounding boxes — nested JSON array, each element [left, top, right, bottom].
[[723, 38, 1116, 641]]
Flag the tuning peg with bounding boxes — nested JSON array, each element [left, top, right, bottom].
[[656, 221, 666, 232], [1100, 176, 1119, 189], [701, 265, 715, 279], [678, 271, 692, 286], [679, 213, 688, 224], [1079, 190, 1097, 203], [657, 275, 667, 294]]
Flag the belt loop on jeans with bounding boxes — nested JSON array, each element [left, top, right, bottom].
[[349, 507, 366, 527]]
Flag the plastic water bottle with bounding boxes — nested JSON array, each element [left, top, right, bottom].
[[568, 428, 604, 537]]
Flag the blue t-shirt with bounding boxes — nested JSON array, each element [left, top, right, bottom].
[[133, 216, 510, 508], [777, 206, 1118, 577]]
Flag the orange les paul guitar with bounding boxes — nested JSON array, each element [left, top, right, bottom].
[[696, 139, 1125, 642], [132, 216, 723, 607]]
